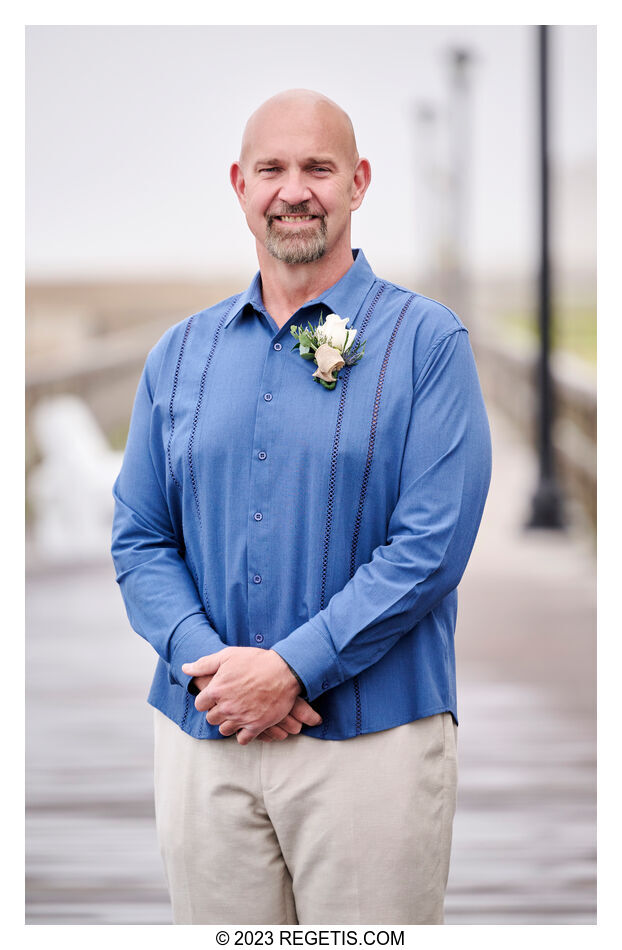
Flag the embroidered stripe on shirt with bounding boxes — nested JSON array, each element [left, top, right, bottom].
[[319, 282, 387, 612], [349, 292, 414, 733]]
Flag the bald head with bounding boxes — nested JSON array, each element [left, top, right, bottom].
[[239, 89, 359, 171], [230, 88, 371, 271]]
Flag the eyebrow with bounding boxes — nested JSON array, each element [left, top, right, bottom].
[[253, 157, 337, 170]]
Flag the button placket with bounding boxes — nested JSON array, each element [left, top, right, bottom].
[[246, 335, 287, 650]]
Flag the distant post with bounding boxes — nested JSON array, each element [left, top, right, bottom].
[[414, 102, 440, 292], [527, 24, 565, 529], [447, 48, 472, 319]]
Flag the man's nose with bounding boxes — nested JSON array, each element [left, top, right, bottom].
[[277, 171, 313, 206]]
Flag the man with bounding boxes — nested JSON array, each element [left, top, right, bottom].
[[111, 88, 491, 925]]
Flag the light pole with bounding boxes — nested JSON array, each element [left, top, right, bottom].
[[447, 47, 472, 319], [414, 102, 441, 293], [527, 24, 565, 529]]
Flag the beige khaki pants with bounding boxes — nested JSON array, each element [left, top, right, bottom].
[[153, 708, 457, 925]]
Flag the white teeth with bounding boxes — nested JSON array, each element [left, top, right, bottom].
[[279, 215, 315, 222]]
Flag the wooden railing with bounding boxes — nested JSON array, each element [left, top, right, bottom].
[[472, 333, 596, 531]]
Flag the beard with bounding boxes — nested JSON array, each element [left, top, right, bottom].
[[264, 204, 327, 264]]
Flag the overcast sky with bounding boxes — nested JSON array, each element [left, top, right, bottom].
[[25, 24, 596, 284]]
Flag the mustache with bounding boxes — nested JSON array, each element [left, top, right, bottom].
[[266, 202, 325, 221]]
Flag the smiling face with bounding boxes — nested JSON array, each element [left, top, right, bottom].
[[231, 91, 371, 270]]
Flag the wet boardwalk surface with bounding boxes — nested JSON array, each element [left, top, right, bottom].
[[25, 413, 596, 924]]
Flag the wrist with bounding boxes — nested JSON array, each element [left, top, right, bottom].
[[270, 650, 305, 698]]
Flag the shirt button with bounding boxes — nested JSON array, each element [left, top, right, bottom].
[[273, 342, 282, 351], [254, 512, 263, 522], [254, 633, 264, 643], [253, 574, 262, 584], [321, 680, 329, 691], [264, 392, 273, 402], [258, 451, 267, 460]]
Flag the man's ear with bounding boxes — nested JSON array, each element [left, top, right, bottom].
[[350, 158, 372, 212], [230, 162, 246, 208]]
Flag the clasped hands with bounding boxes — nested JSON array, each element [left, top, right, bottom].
[[182, 647, 322, 745]]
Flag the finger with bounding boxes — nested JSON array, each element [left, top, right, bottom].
[[183, 658, 220, 677], [261, 725, 289, 741], [278, 715, 303, 735], [290, 696, 322, 727], [218, 720, 238, 737], [236, 727, 258, 746], [194, 687, 218, 713], [205, 705, 228, 725], [182, 652, 225, 677], [192, 674, 214, 692]]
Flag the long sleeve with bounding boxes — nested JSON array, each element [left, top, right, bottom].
[[272, 328, 491, 701], [111, 335, 226, 691]]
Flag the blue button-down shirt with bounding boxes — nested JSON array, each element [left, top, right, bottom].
[[111, 250, 491, 740]]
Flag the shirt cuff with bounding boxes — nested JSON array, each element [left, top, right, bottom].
[[168, 614, 226, 692], [271, 618, 345, 702]]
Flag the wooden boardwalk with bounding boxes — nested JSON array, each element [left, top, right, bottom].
[[25, 413, 596, 924]]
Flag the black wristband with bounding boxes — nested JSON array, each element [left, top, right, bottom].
[[282, 659, 306, 699]]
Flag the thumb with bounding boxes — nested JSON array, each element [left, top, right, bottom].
[[182, 652, 224, 677], [291, 696, 323, 727]]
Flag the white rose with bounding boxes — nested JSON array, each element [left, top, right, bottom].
[[319, 313, 356, 352]]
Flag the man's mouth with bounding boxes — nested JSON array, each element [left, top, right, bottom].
[[271, 214, 319, 223]]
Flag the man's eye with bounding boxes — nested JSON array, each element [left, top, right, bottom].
[[312, 167, 330, 174], [259, 167, 279, 174]]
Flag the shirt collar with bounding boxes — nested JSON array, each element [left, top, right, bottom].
[[223, 249, 377, 330]]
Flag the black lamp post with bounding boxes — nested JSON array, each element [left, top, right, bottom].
[[527, 24, 565, 529]]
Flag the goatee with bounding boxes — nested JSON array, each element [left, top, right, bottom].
[[265, 206, 327, 264]]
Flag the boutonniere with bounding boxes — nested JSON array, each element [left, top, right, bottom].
[[290, 312, 366, 390]]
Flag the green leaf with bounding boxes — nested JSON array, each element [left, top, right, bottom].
[[343, 338, 367, 366]]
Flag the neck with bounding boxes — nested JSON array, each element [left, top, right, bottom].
[[256, 243, 355, 328]]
